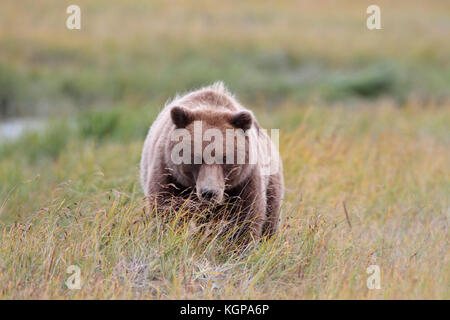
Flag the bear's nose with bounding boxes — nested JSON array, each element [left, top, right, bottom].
[[201, 189, 217, 200]]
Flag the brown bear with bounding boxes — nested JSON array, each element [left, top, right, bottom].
[[140, 82, 284, 239]]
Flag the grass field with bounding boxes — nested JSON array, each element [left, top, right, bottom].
[[0, 0, 449, 299]]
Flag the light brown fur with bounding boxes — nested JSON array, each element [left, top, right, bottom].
[[140, 82, 284, 239]]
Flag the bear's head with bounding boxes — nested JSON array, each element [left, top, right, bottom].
[[165, 106, 256, 204]]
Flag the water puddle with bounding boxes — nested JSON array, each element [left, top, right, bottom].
[[0, 118, 45, 143]]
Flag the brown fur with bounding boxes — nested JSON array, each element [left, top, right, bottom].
[[140, 82, 284, 240]]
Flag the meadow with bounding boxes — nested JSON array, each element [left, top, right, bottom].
[[0, 0, 449, 299]]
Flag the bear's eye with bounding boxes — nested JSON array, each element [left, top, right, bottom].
[[182, 164, 199, 179]]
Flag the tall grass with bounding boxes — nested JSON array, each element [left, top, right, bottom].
[[0, 104, 448, 299]]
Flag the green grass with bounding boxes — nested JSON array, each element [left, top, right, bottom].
[[1, 104, 448, 299]]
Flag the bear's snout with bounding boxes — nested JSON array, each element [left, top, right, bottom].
[[200, 189, 218, 200], [196, 183, 224, 203], [196, 165, 225, 203], [197, 186, 224, 203]]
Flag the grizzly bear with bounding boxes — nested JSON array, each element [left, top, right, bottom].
[[140, 82, 284, 239]]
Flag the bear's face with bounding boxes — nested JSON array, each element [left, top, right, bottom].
[[166, 106, 255, 203]]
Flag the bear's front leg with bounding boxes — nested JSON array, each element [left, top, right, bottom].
[[247, 196, 266, 240], [145, 168, 180, 213], [234, 176, 267, 242]]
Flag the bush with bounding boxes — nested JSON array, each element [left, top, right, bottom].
[[324, 64, 398, 100], [0, 65, 26, 117], [77, 107, 157, 141]]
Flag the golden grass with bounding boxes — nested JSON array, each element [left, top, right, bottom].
[[1, 104, 448, 299], [1, 0, 449, 64]]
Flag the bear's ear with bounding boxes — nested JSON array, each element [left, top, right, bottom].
[[230, 111, 253, 131], [171, 106, 193, 128]]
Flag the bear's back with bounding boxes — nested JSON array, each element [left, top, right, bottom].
[[171, 82, 241, 113]]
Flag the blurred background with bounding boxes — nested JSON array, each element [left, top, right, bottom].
[[0, 0, 448, 130]]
